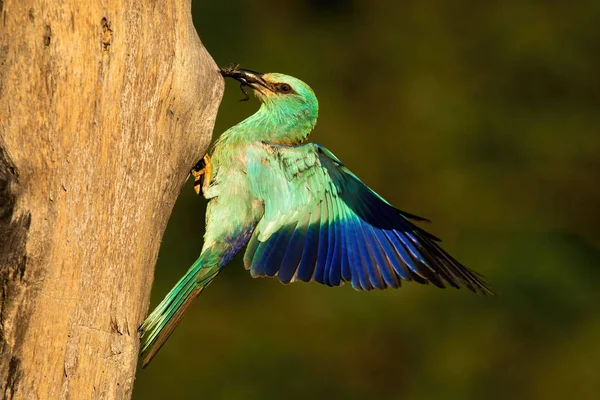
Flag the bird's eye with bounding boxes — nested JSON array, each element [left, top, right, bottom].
[[278, 83, 292, 93]]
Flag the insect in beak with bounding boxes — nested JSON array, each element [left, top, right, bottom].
[[220, 64, 270, 101]]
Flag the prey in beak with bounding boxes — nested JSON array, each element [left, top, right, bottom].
[[220, 64, 271, 101]]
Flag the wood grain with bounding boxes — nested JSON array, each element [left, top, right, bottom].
[[0, 0, 223, 398]]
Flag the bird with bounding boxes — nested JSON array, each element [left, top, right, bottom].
[[139, 66, 491, 367]]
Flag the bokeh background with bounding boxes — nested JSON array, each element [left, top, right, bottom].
[[134, 1, 600, 399]]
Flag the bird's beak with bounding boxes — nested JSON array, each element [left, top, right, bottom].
[[220, 67, 271, 93]]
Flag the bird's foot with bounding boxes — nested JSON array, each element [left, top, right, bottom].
[[191, 154, 212, 196]]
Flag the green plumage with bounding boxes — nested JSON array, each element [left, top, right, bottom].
[[140, 69, 490, 366]]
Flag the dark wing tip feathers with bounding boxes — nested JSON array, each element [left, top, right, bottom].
[[397, 209, 431, 223], [246, 206, 492, 295]]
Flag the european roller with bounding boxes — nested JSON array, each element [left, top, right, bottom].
[[140, 66, 491, 366]]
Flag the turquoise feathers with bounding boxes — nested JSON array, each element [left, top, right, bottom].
[[140, 67, 491, 367]]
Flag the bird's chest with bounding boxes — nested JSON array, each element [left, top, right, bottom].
[[210, 150, 247, 190], [203, 162, 263, 246]]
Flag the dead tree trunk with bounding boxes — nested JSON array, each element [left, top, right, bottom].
[[0, 0, 223, 398]]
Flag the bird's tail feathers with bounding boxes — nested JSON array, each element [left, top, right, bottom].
[[140, 253, 220, 367]]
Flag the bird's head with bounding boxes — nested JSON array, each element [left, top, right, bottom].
[[220, 67, 318, 140]]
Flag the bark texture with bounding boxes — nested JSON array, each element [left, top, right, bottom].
[[0, 0, 223, 398]]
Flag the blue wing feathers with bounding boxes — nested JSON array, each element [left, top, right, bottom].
[[278, 215, 310, 284], [328, 198, 345, 286], [365, 224, 399, 288], [340, 206, 353, 283], [263, 225, 295, 277], [343, 211, 363, 289], [296, 210, 320, 282], [244, 142, 491, 294], [351, 213, 374, 290], [323, 196, 339, 286], [315, 199, 330, 285], [380, 229, 414, 281], [357, 219, 386, 290], [372, 228, 405, 286], [388, 230, 430, 284], [354, 197, 402, 289]]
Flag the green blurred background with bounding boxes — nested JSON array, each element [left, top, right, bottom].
[[134, 1, 600, 399]]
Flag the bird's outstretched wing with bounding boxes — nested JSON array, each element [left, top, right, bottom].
[[244, 142, 491, 293]]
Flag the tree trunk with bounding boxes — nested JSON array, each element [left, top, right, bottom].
[[0, 0, 223, 398]]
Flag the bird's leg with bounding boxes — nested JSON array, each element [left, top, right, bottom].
[[190, 154, 212, 196]]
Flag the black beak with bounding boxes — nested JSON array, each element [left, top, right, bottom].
[[220, 66, 271, 91]]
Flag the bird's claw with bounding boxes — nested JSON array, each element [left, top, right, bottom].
[[191, 154, 212, 196]]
